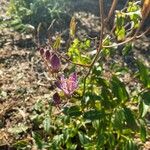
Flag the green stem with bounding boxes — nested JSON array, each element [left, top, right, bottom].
[[82, 0, 105, 98]]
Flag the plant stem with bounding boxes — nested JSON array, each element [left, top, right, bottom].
[[102, 26, 150, 48], [82, 0, 105, 97]]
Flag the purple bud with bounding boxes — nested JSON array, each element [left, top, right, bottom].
[[52, 92, 61, 105], [39, 48, 44, 56], [50, 54, 61, 73], [45, 50, 51, 60]]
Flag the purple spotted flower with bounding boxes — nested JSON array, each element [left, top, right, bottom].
[[56, 72, 78, 95], [50, 54, 61, 73], [52, 92, 61, 106]]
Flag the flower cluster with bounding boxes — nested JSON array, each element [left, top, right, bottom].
[[39, 46, 78, 107], [39, 47, 61, 73]]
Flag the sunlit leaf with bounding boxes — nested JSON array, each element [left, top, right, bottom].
[[43, 115, 51, 133], [78, 132, 91, 145], [8, 124, 28, 134], [70, 17, 76, 38], [53, 36, 61, 50], [13, 140, 29, 149]]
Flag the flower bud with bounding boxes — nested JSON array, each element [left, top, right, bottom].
[[39, 48, 44, 56], [45, 50, 51, 60], [52, 92, 61, 105], [50, 54, 61, 73]]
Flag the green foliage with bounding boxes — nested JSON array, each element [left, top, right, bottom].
[[12, 1, 150, 149], [111, 76, 129, 103], [68, 38, 91, 64], [115, 12, 126, 41], [136, 60, 150, 88], [6, 0, 70, 32], [115, 2, 141, 41], [139, 91, 150, 117]]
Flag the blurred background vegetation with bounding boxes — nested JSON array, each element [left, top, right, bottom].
[[5, 0, 71, 33]]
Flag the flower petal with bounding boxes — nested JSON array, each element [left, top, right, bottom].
[[56, 72, 78, 95], [69, 72, 77, 83], [68, 72, 78, 93]]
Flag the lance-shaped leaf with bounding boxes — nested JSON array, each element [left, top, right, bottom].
[[53, 36, 61, 50], [70, 17, 76, 37]]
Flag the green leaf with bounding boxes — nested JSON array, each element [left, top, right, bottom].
[[13, 140, 29, 149], [78, 132, 91, 145], [63, 105, 82, 117], [52, 134, 63, 148], [115, 12, 125, 27], [141, 91, 150, 105], [139, 91, 150, 117], [136, 60, 150, 88], [112, 108, 125, 129], [115, 26, 126, 41], [111, 76, 129, 103], [101, 87, 112, 108], [53, 36, 61, 50], [125, 140, 138, 150], [96, 77, 109, 87], [70, 17, 76, 37], [83, 110, 103, 121], [139, 101, 149, 118], [140, 124, 147, 142], [32, 132, 45, 150], [43, 115, 51, 133], [122, 44, 133, 55], [68, 39, 81, 62], [8, 124, 28, 135], [68, 38, 91, 64], [85, 39, 90, 47], [123, 107, 138, 130], [115, 11, 126, 41]]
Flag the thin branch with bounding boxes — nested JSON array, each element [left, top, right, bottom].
[[102, 26, 150, 48], [105, 0, 118, 24], [82, 0, 105, 97]]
